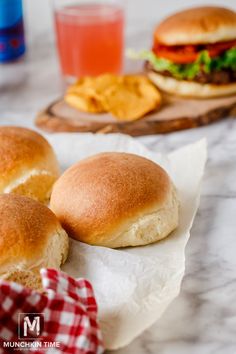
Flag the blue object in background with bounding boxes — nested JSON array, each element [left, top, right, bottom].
[[0, 0, 25, 62]]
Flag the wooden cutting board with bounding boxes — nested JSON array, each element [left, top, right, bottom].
[[36, 93, 236, 136]]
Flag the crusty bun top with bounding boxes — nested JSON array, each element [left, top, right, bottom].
[[0, 194, 66, 271], [0, 126, 59, 192], [154, 6, 236, 45], [50, 152, 174, 245]]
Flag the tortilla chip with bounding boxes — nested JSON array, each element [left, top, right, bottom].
[[65, 74, 121, 113], [101, 75, 162, 121], [65, 74, 162, 120]]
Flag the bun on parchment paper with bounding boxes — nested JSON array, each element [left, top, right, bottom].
[[50, 152, 179, 248], [0, 126, 60, 203], [0, 194, 69, 290]]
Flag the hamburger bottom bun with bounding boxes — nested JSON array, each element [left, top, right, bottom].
[[0, 126, 60, 203], [148, 71, 236, 98], [154, 6, 236, 45], [0, 194, 69, 290], [50, 152, 179, 248]]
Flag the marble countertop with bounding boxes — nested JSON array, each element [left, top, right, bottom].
[[1, 34, 236, 354]]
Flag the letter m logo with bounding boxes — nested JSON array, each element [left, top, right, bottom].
[[18, 313, 44, 339]]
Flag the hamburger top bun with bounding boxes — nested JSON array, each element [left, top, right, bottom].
[[50, 152, 179, 248], [0, 194, 69, 290], [154, 6, 236, 45], [0, 126, 60, 202]]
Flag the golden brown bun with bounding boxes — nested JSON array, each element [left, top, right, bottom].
[[50, 153, 179, 248], [0, 126, 60, 203], [148, 71, 236, 98], [155, 6, 236, 45], [0, 194, 69, 290]]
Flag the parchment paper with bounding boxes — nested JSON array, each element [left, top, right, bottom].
[[46, 133, 207, 350]]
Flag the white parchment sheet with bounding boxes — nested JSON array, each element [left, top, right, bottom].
[[47, 133, 207, 350]]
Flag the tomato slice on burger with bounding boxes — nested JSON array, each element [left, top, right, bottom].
[[153, 39, 236, 64], [206, 39, 236, 57], [153, 44, 198, 63]]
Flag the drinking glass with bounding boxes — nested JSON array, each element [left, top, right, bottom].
[[53, 0, 125, 80]]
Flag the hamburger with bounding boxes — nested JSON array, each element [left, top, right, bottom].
[[143, 6, 236, 98]]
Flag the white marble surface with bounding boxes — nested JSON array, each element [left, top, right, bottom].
[[1, 27, 236, 354]]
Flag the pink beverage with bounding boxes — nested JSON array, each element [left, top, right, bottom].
[[54, 4, 124, 78]]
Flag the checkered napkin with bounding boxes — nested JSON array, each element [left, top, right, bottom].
[[0, 269, 104, 354]]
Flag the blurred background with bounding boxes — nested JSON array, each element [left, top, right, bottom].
[[0, 0, 235, 123], [25, 0, 236, 42]]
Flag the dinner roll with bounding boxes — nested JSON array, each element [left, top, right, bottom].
[[0, 126, 60, 203], [0, 194, 69, 290], [50, 152, 179, 248]]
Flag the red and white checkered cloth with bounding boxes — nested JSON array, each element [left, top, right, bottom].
[[0, 268, 104, 354]]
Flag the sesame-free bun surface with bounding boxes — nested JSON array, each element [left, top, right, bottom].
[[154, 6, 236, 45], [148, 71, 236, 98], [50, 152, 179, 248], [0, 126, 60, 203], [0, 194, 69, 290]]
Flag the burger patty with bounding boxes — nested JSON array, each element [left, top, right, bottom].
[[145, 61, 236, 85]]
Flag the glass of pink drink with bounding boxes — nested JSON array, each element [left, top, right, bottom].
[[53, 0, 125, 80]]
